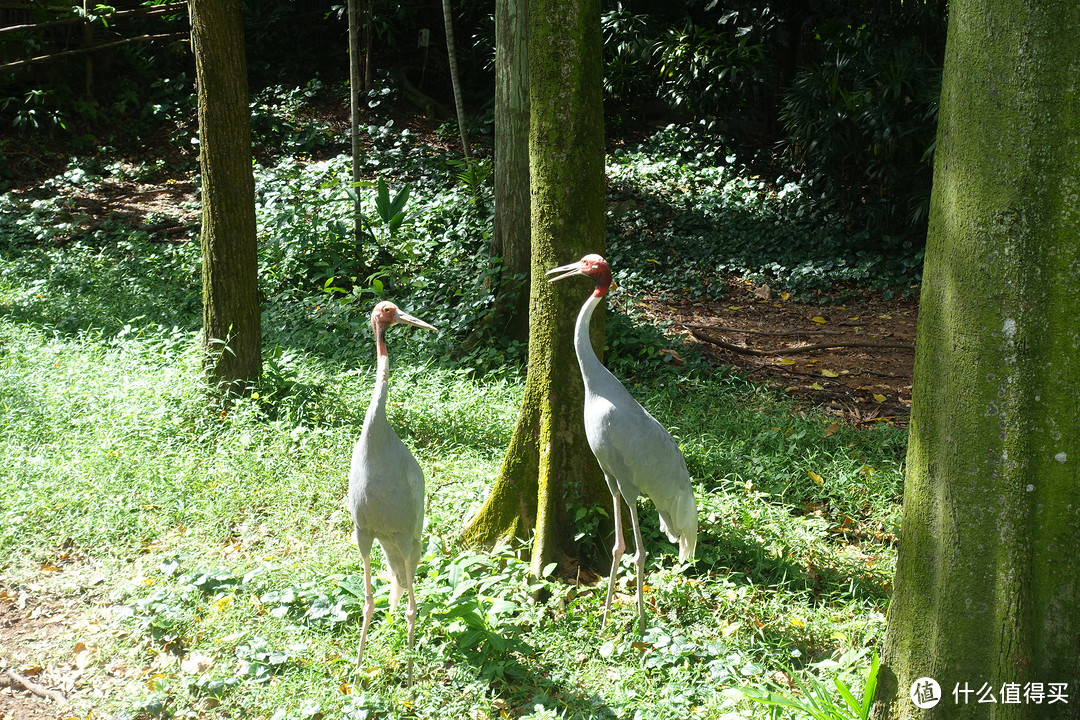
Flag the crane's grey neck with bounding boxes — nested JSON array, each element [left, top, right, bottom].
[[367, 323, 391, 423], [573, 292, 607, 385]]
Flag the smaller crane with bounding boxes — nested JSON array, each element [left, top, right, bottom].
[[348, 301, 436, 688], [548, 255, 697, 635]]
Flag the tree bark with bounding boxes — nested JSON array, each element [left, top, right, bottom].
[[873, 2, 1080, 718], [442, 0, 472, 160], [489, 0, 531, 343], [190, 0, 261, 394], [347, 0, 364, 256], [461, 0, 608, 577]]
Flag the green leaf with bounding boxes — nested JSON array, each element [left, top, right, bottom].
[[375, 178, 391, 221]]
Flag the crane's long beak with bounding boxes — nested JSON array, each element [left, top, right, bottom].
[[395, 310, 438, 331], [546, 262, 582, 283]]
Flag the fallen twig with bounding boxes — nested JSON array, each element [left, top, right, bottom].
[[690, 329, 913, 356], [681, 323, 843, 337], [5, 668, 67, 704]]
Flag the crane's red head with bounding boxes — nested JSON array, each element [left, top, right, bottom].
[[370, 301, 438, 335], [545, 254, 612, 297]]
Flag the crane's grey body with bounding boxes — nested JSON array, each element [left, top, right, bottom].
[[347, 301, 435, 688], [576, 297, 697, 560], [550, 255, 697, 634], [348, 365, 424, 606]]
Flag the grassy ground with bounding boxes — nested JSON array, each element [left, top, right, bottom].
[[0, 103, 906, 719]]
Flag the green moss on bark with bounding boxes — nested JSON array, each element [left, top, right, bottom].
[[191, 0, 261, 393], [460, 0, 608, 574], [875, 3, 1080, 718]]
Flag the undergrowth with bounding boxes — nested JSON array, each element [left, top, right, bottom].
[[0, 94, 902, 719]]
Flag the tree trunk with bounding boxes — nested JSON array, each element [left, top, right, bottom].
[[872, 2, 1080, 718], [490, 0, 530, 343], [441, 0, 471, 160], [189, 0, 261, 394], [347, 0, 364, 256], [461, 0, 608, 578]]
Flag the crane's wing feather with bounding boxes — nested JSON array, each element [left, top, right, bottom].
[[584, 379, 698, 561], [348, 417, 426, 587]]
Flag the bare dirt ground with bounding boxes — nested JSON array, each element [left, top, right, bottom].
[[0, 562, 117, 720], [641, 281, 916, 428]]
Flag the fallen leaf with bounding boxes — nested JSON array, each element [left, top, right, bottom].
[[658, 348, 684, 365], [728, 305, 744, 310], [778, 358, 797, 366], [720, 621, 742, 637], [780, 291, 790, 301], [810, 316, 828, 325], [631, 641, 652, 651], [339, 683, 352, 695], [821, 369, 839, 377], [824, 423, 842, 436], [809, 382, 824, 390], [808, 471, 824, 486], [181, 652, 214, 675], [873, 393, 887, 403], [789, 617, 805, 628], [74, 641, 96, 669], [21, 664, 44, 676]]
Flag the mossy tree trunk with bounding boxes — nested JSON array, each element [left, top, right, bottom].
[[872, 2, 1080, 717], [190, 0, 261, 394], [460, 0, 608, 577]]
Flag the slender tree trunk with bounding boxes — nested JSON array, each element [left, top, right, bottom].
[[189, 0, 261, 394], [872, 2, 1080, 718], [347, 0, 364, 255], [442, 0, 471, 160], [490, 0, 530, 342], [461, 0, 608, 577]]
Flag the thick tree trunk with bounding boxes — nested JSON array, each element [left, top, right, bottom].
[[873, 2, 1080, 718], [461, 0, 608, 577], [190, 0, 261, 394]]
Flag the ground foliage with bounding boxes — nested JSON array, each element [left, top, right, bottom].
[[0, 79, 908, 718]]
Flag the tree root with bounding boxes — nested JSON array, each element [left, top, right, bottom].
[[690, 328, 914, 355], [4, 668, 67, 704]]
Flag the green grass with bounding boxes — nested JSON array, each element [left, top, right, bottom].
[[0, 113, 901, 719], [0, 311, 898, 719]]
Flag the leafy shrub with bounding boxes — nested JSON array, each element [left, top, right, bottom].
[[606, 124, 923, 298], [780, 30, 942, 250], [652, 14, 770, 119]]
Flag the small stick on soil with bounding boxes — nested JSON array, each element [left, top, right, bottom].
[[690, 329, 914, 355], [681, 323, 844, 337], [4, 668, 68, 704]]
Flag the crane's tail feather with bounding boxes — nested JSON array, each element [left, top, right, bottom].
[[657, 486, 698, 562], [389, 576, 405, 610]]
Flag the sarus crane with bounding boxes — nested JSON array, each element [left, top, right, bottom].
[[348, 300, 436, 687], [548, 254, 697, 635]]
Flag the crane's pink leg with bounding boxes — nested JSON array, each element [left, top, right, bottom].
[[626, 500, 647, 635], [405, 567, 417, 690], [356, 553, 375, 673], [601, 491, 625, 630]]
